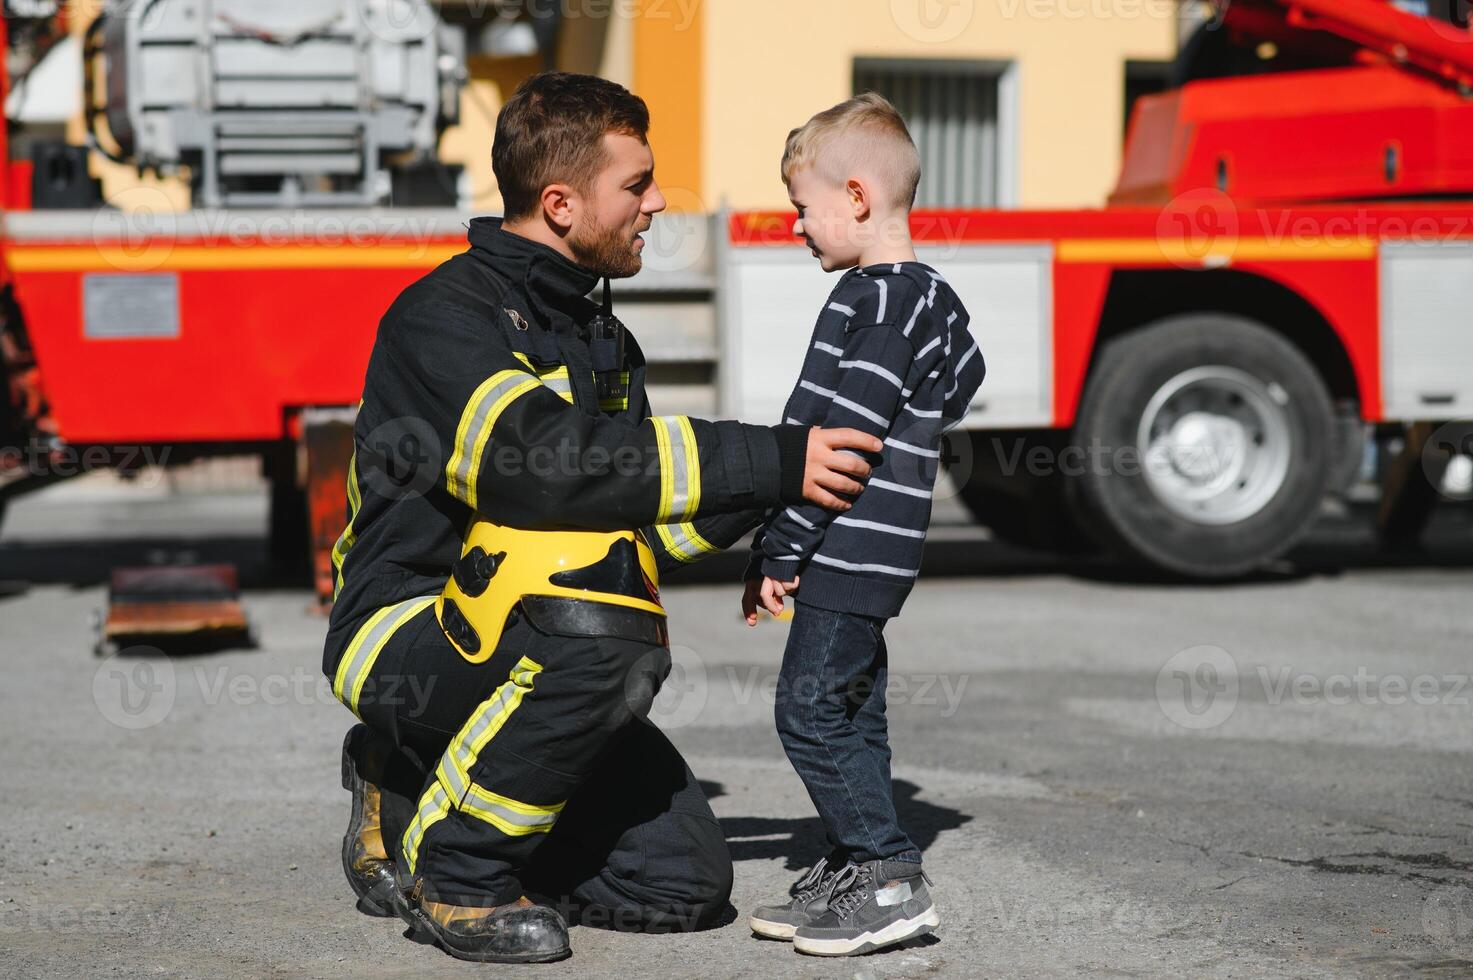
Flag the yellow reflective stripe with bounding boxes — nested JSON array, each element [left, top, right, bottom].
[[651, 417, 676, 522], [332, 595, 436, 715], [461, 785, 564, 836], [649, 416, 701, 524], [676, 416, 702, 518], [654, 524, 680, 560], [403, 657, 545, 871], [655, 521, 718, 563], [445, 370, 542, 509], [513, 354, 575, 404], [438, 656, 542, 803], [402, 783, 451, 875], [330, 448, 361, 600]]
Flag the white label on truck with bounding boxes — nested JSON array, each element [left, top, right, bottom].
[[83, 273, 181, 339]]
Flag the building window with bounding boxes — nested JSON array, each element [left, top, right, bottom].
[[853, 59, 1012, 209]]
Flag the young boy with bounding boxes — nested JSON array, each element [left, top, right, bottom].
[[741, 94, 985, 957]]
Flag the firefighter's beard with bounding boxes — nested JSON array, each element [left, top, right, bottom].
[[569, 212, 644, 279]]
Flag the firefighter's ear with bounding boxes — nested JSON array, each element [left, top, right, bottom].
[[540, 182, 577, 232], [846, 177, 870, 222]]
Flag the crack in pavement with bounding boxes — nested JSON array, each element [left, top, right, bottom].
[[1233, 849, 1473, 888]]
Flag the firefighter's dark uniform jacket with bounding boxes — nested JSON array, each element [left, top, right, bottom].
[[324, 216, 807, 676], [323, 217, 807, 919]]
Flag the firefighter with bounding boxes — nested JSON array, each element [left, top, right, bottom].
[[323, 72, 883, 963]]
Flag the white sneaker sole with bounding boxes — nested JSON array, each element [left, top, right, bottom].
[[792, 907, 940, 957], [748, 914, 799, 940]]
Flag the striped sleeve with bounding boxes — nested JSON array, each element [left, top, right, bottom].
[[756, 312, 918, 578]]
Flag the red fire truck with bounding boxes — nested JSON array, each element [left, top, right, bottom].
[[2, 0, 1471, 594]]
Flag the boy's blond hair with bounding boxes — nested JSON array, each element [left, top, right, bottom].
[[781, 93, 921, 210]]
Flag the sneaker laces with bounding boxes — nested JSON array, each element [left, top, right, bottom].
[[825, 863, 875, 919], [791, 857, 841, 902]]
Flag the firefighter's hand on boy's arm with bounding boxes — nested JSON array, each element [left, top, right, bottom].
[[803, 428, 882, 511]]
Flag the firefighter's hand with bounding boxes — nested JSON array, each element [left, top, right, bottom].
[[741, 578, 763, 627], [760, 575, 800, 619], [804, 427, 883, 511]]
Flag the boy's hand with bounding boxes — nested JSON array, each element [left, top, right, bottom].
[[804, 428, 882, 511], [760, 575, 800, 618]]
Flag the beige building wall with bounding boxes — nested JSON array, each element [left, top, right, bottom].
[[702, 0, 1179, 210]]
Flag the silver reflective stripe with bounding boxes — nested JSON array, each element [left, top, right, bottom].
[[814, 341, 845, 357], [334, 595, 435, 710], [875, 278, 888, 320], [661, 418, 697, 520], [449, 680, 522, 782], [403, 782, 451, 873], [663, 521, 713, 560], [828, 302, 856, 317], [449, 371, 537, 500], [463, 786, 562, 833], [437, 756, 468, 804]]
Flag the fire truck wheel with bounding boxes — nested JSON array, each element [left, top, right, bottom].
[[1068, 314, 1335, 579]]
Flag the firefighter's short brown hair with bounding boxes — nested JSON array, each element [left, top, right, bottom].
[[493, 72, 651, 222], [781, 93, 921, 210]]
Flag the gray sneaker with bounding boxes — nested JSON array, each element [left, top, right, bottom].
[[748, 857, 851, 940], [792, 859, 938, 956]]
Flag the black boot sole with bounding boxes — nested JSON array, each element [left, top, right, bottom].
[[398, 901, 572, 964], [341, 726, 398, 918]]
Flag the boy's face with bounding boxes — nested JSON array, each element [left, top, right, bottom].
[[787, 165, 862, 273]]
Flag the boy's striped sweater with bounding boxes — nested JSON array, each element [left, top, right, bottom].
[[746, 261, 985, 619]]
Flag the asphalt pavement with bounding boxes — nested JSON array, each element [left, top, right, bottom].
[[2, 470, 1472, 979]]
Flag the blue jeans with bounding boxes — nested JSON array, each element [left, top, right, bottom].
[[774, 600, 921, 866]]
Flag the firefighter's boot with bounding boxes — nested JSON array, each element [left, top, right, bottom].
[[340, 725, 400, 917], [404, 882, 572, 963]]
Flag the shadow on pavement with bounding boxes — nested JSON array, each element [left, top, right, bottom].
[[719, 779, 973, 873]]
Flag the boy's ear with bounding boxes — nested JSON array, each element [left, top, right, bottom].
[[846, 178, 870, 221], [539, 182, 578, 232]]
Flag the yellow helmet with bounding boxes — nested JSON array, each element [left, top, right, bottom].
[[436, 521, 665, 663]]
